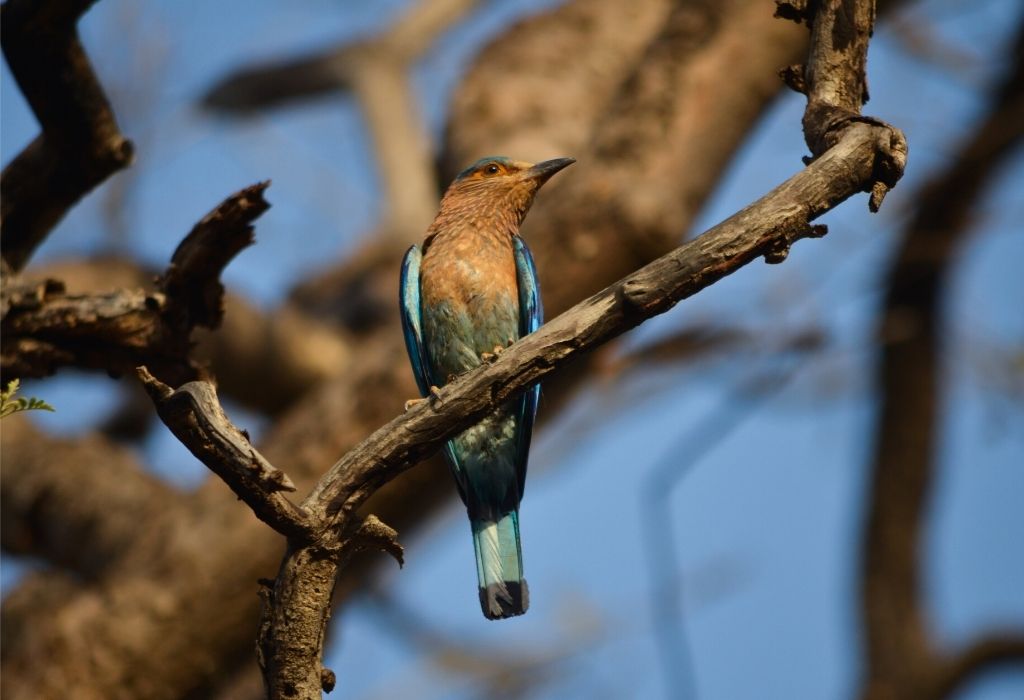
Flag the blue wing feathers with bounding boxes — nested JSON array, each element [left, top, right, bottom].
[[512, 236, 543, 498], [400, 245, 469, 501], [513, 236, 543, 335], [399, 246, 433, 398]]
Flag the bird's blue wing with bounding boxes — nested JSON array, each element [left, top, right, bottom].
[[400, 245, 467, 500], [512, 236, 543, 498], [399, 245, 433, 398]]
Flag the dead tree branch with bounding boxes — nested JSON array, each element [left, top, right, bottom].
[[136, 368, 312, 539], [0, 0, 134, 271], [10, 255, 351, 416], [778, 0, 906, 210], [1, 183, 270, 386], [146, 108, 905, 696]]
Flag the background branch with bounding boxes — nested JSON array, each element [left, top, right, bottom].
[[860, 18, 1024, 700], [0, 0, 134, 271], [0, 417, 183, 579], [202, 0, 480, 242]]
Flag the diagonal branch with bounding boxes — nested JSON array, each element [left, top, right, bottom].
[[304, 122, 900, 528], [146, 110, 905, 697], [1, 0, 135, 271]]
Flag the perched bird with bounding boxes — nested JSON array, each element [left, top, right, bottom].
[[399, 156, 575, 619]]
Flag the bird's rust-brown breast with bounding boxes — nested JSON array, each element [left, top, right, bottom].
[[420, 227, 518, 314]]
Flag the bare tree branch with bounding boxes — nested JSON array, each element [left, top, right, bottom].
[[146, 107, 903, 696], [0, 0, 134, 271], [932, 634, 1024, 699], [136, 367, 313, 540], [1, 183, 270, 386], [779, 0, 906, 211], [201, 0, 478, 112], [159, 182, 269, 329], [13, 255, 351, 417]]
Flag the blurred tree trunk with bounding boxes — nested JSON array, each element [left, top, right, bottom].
[[859, 21, 1024, 700]]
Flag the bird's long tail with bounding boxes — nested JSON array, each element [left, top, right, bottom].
[[471, 512, 529, 620]]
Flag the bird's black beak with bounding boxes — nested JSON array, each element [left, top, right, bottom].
[[525, 157, 576, 183]]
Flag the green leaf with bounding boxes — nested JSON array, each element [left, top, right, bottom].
[[0, 379, 55, 419]]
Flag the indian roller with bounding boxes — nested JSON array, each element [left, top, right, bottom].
[[399, 156, 575, 619]]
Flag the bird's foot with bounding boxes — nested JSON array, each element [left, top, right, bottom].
[[480, 345, 505, 363], [404, 386, 442, 411]]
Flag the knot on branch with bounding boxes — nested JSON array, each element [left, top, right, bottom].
[[774, 0, 818, 25], [764, 223, 827, 264], [96, 134, 136, 170], [868, 125, 909, 212], [618, 278, 657, 313], [802, 103, 865, 156], [763, 240, 791, 264], [780, 64, 807, 94], [346, 514, 404, 568], [320, 668, 337, 693]]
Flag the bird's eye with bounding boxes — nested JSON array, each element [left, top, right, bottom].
[[485, 164, 500, 175]]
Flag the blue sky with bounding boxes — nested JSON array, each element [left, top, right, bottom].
[[3, 1, 1022, 698]]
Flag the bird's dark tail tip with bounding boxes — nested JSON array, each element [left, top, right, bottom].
[[480, 579, 529, 620]]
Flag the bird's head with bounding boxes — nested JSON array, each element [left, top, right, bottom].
[[436, 156, 575, 231]]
